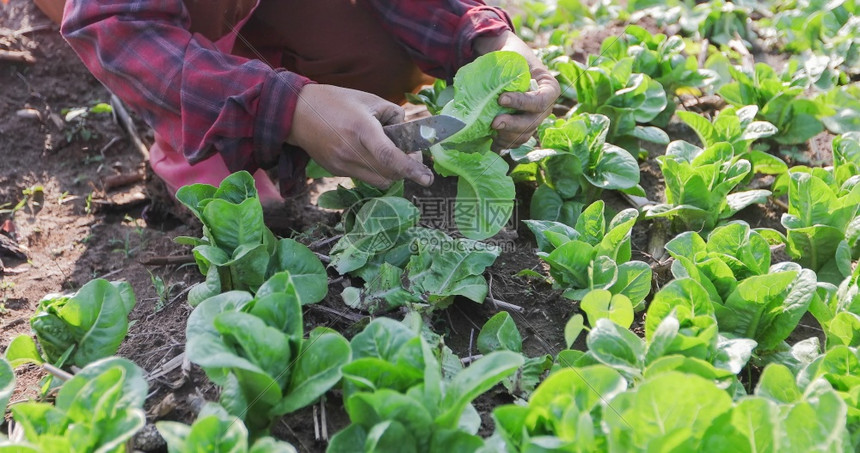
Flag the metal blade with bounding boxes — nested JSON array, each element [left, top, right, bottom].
[[382, 115, 465, 152]]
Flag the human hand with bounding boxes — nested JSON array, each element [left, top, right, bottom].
[[287, 84, 434, 188], [473, 30, 561, 149]]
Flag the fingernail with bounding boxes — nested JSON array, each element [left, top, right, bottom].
[[420, 171, 434, 186], [496, 121, 506, 130], [500, 95, 511, 106]]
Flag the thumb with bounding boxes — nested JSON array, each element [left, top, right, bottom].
[[374, 101, 406, 126], [361, 124, 434, 187]]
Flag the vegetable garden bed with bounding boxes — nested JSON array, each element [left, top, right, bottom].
[[2, 0, 860, 451]]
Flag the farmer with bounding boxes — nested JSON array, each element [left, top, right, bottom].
[[41, 0, 559, 203]]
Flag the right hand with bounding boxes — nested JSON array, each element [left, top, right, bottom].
[[287, 84, 434, 188]]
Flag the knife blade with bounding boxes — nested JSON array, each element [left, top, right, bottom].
[[382, 115, 465, 152]]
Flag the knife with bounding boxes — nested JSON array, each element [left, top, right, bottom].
[[382, 115, 465, 152]]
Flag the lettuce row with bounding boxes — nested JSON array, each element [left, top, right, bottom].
[[490, 361, 852, 452]]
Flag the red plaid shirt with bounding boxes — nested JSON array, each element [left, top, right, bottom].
[[61, 0, 512, 179]]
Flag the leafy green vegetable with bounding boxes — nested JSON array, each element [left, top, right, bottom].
[[554, 57, 669, 151], [185, 272, 351, 435], [331, 198, 500, 313], [5, 279, 135, 369], [0, 358, 13, 415], [476, 312, 553, 398], [175, 171, 327, 306], [331, 317, 523, 452], [719, 63, 831, 145], [157, 403, 297, 453], [780, 168, 860, 284], [512, 113, 640, 223], [8, 357, 147, 453], [676, 105, 785, 176], [526, 200, 652, 308], [644, 140, 771, 232]]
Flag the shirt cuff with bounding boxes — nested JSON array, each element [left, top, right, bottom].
[[253, 68, 314, 170], [455, 6, 514, 73]]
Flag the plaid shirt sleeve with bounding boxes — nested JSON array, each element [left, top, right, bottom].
[[365, 0, 514, 80], [60, 0, 511, 178], [60, 0, 313, 174]]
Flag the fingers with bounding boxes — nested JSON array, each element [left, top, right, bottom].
[[359, 125, 434, 187], [374, 101, 406, 126]]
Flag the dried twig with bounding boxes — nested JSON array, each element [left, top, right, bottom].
[[110, 94, 150, 160], [43, 363, 73, 381], [104, 172, 145, 192], [0, 50, 35, 63], [770, 197, 789, 211], [308, 235, 342, 249], [460, 354, 484, 365], [308, 304, 363, 323], [485, 296, 524, 313], [314, 252, 331, 264]]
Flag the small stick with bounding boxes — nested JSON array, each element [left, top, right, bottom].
[[314, 252, 331, 264], [98, 136, 122, 156], [485, 296, 524, 313], [140, 255, 195, 266], [104, 172, 145, 192], [460, 354, 484, 365], [43, 363, 73, 382], [110, 94, 150, 161], [10, 23, 54, 36], [0, 50, 35, 63], [468, 328, 475, 359], [320, 398, 328, 440], [770, 197, 789, 211], [313, 404, 321, 440], [308, 235, 342, 249], [308, 304, 362, 323]]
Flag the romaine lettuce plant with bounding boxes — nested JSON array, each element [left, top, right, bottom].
[[476, 312, 553, 399], [6, 357, 147, 453], [425, 51, 528, 240], [600, 25, 710, 97], [157, 403, 297, 453], [676, 105, 786, 175], [5, 279, 135, 369], [664, 222, 818, 352], [779, 168, 860, 284], [511, 113, 640, 224], [330, 317, 523, 452], [810, 265, 860, 349], [175, 171, 328, 306], [719, 63, 831, 145], [329, 197, 501, 313], [643, 140, 771, 232], [554, 57, 669, 152], [525, 200, 652, 309], [185, 272, 351, 435]]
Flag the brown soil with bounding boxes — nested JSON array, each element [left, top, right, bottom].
[[0, 1, 832, 451]]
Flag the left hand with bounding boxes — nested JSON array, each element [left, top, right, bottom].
[[473, 30, 560, 150]]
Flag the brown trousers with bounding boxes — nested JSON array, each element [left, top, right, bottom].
[[36, 0, 429, 103]]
